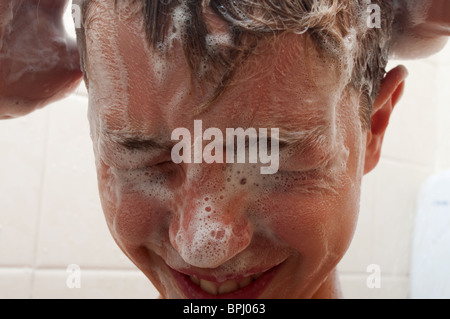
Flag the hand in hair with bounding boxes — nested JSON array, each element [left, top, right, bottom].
[[391, 0, 450, 59], [0, 0, 82, 119]]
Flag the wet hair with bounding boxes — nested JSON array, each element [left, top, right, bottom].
[[76, 0, 395, 128]]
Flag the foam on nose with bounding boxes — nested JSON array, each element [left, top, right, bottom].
[[170, 198, 253, 269]]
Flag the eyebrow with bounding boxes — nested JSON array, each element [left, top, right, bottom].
[[120, 138, 174, 151], [277, 125, 329, 147], [106, 133, 175, 152]]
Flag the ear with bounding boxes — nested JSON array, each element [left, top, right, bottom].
[[364, 65, 408, 174]]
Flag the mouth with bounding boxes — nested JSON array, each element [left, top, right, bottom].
[[188, 272, 264, 296], [168, 262, 284, 299]]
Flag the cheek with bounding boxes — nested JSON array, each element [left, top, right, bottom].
[[96, 163, 175, 248], [260, 186, 360, 264], [260, 129, 362, 260], [112, 193, 169, 247]]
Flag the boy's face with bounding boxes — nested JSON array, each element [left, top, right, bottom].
[[86, 1, 367, 298]]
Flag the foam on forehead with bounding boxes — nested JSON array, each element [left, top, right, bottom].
[[85, 1, 129, 114], [84, 0, 378, 114], [85, 0, 171, 134]]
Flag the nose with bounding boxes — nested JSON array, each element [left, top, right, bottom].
[[169, 167, 253, 269]]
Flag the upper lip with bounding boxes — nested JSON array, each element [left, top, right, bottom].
[[162, 246, 291, 284], [168, 257, 287, 284], [173, 267, 268, 284]]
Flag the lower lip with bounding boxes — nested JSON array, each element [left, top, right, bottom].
[[169, 263, 283, 299]]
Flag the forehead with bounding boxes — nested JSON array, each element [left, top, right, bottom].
[[83, 0, 349, 135]]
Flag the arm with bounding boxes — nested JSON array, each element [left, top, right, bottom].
[[417, 0, 450, 37], [0, 0, 82, 119], [391, 0, 450, 59]]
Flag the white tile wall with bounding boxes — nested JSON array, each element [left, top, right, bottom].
[[0, 89, 159, 299], [31, 269, 158, 299], [0, 109, 48, 268], [339, 44, 450, 299], [0, 19, 449, 299]]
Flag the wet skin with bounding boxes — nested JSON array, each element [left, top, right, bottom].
[[83, 1, 407, 299], [0, 0, 82, 119]]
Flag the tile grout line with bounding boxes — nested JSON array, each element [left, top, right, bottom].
[[29, 107, 52, 299], [338, 271, 410, 278], [0, 266, 142, 273]]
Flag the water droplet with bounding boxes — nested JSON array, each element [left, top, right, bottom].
[[218, 4, 227, 15], [294, 26, 308, 35]]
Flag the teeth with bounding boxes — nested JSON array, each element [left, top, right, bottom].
[[190, 272, 263, 295], [190, 276, 200, 285], [218, 280, 239, 295], [200, 279, 218, 296], [239, 276, 252, 289]]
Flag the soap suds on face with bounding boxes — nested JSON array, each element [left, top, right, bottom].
[[173, 203, 248, 269], [86, 0, 177, 137], [154, 2, 192, 54], [164, 188, 292, 282], [84, 1, 391, 293], [86, 2, 130, 122]]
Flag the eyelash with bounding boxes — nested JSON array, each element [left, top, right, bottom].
[[115, 159, 176, 175]]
